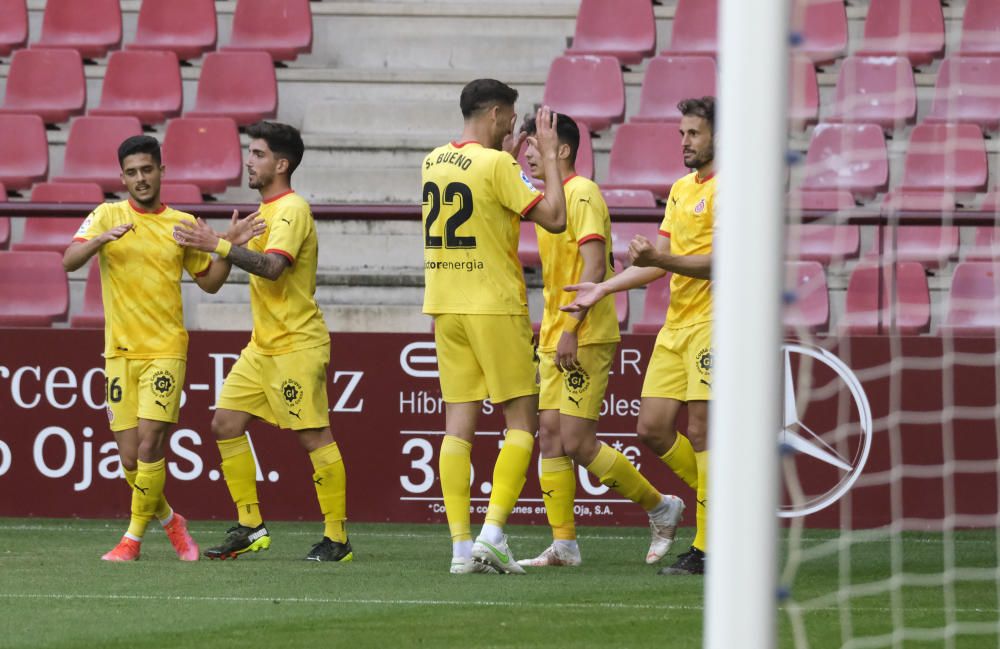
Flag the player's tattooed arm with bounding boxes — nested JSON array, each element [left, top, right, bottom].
[[225, 245, 290, 281]]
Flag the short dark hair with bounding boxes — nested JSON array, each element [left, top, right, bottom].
[[520, 113, 580, 164], [460, 79, 519, 119], [677, 96, 716, 133], [118, 135, 161, 168], [246, 121, 305, 177]]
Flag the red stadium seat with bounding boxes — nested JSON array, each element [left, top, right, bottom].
[[633, 273, 671, 334], [925, 57, 1000, 133], [160, 183, 205, 204], [787, 189, 857, 214], [0, 181, 8, 249], [870, 225, 959, 269], [788, 55, 820, 131], [787, 225, 860, 266], [0, 251, 69, 326], [35, 0, 122, 60], [842, 262, 930, 335], [899, 123, 988, 193], [0, 114, 49, 191], [601, 189, 657, 208], [825, 57, 916, 132], [566, 0, 656, 66], [664, 0, 717, 58], [222, 0, 312, 62], [70, 261, 105, 329], [54, 116, 144, 193], [783, 261, 830, 333], [801, 123, 889, 202], [542, 56, 625, 133], [967, 194, 1000, 260], [161, 118, 243, 195], [632, 56, 716, 124], [0, 0, 28, 57], [857, 0, 944, 68], [793, 0, 848, 67], [89, 51, 182, 125], [942, 262, 1000, 336], [518, 221, 540, 268], [602, 122, 688, 199], [611, 221, 660, 267], [0, 48, 86, 124], [185, 52, 278, 126], [127, 0, 217, 62], [13, 182, 104, 253], [958, 0, 1000, 57]]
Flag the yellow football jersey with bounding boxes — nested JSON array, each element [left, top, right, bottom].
[[537, 174, 619, 351], [73, 200, 212, 360], [421, 140, 543, 315], [659, 171, 716, 328], [247, 191, 329, 355]]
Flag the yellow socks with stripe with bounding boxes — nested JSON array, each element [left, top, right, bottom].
[[484, 429, 535, 529], [126, 458, 166, 539], [693, 450, 708, 552], [123, 467, 172, 523], [217, 436, 263, 528], [439, 435, 473, 546], [585, 442, 662, 511], [660, 432, 699, 491], [309, 441, 348, 543], [540, 456, 577, 541]]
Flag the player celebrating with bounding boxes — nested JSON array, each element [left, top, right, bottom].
[[563, 97, 717, 576], [515, 115, 684, 569], [173, 121, 351, 563], [423, 79, 567, 574], [63, 135, 256, 561]]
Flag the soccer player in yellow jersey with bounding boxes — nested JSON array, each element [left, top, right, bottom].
[[63, 135, 258, 561], [174, 121, 351, 563], [423, 79, 567, 574], [514, 115, 685, 569], [564, 97, 717, 576]]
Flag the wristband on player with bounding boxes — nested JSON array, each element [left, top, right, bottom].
[[213, 238, 232, 258]]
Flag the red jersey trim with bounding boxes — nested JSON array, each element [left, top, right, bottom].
[[128, 199, 167, 215], [265, 248, 295, 264], [195, 264, 211, 278], [262, 189, 295, 204], [520, 193, 544, 216], [451, 140, 480, 149], [659, 230, 671, 238], [577, 233, 605, 246], [562, 173, 578, 186], [695, 172, 715, 184], [72, 237, 89, 243]]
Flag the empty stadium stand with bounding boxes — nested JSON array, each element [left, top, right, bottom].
[[161, 117, 243, 195], [0, 48, 85, 124], [543, 55, 625, 133], [127, 0, 217, 62], [90, 51, 183, 125], [34, 0, 122, 60], [54, 116, 144, 191], [186, 51, 278, 126], [0, 251, 69, 327], [565, 0, 656, 66]]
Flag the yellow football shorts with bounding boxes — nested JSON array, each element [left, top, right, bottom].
[[216, 343, 331, 431], [105, 357, 186, 432], [433, 313, 539, 404], [641, 321, 713, 402], [538, 342, 615, 421]]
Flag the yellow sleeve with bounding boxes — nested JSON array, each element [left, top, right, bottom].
[[264, 202, 310, 264], [492, 154, 543, 217], [183, 246, 213, 278], [72, 204, 108, 242], [659, 187, 676, 238], [573, 186, 608, 246]]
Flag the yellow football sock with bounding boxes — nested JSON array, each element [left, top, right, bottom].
[[693, 450, 708, 552], [127, 458, 166, 538], [660, 432, 699, 491], [439, 435, 472, 542], [585, 442, 662, 511], [540, 456, 576, 541], [484, 429, 534, 528], [309, 441, 347, 543], [123, 467, 172, 521], [218, 436, 262, 528]]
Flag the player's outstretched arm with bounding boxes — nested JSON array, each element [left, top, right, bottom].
[[174, 215, 286, 280], [225, 246, 290, 281], [523, 106, 567, 234], [62, 224, 133, 271], [562, 264, 666, 312], [629, 234, 711, 279]]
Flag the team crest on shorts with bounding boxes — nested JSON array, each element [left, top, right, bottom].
[[282, 379, 304, 406], [695, 347, 713, 376], [151, 370, 176, 398], [565, 367, 591, 395]]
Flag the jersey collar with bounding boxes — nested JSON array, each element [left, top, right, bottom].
[[562, 173, 578, 186], [262, 189, 295, 204], [451, 140, 481, 149], [127, 199, 167, 215]]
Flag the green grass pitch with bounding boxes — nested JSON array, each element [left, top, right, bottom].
[[1, 519, 997, 649]]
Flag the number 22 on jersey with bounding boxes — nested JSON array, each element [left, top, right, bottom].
[[423, 181, 476, 249]]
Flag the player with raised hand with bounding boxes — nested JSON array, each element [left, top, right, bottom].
[[422, 79, 566, 574], [62, 135, 260, 562], [515, 114, 684, 569], [563, 97, 717, 576]]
